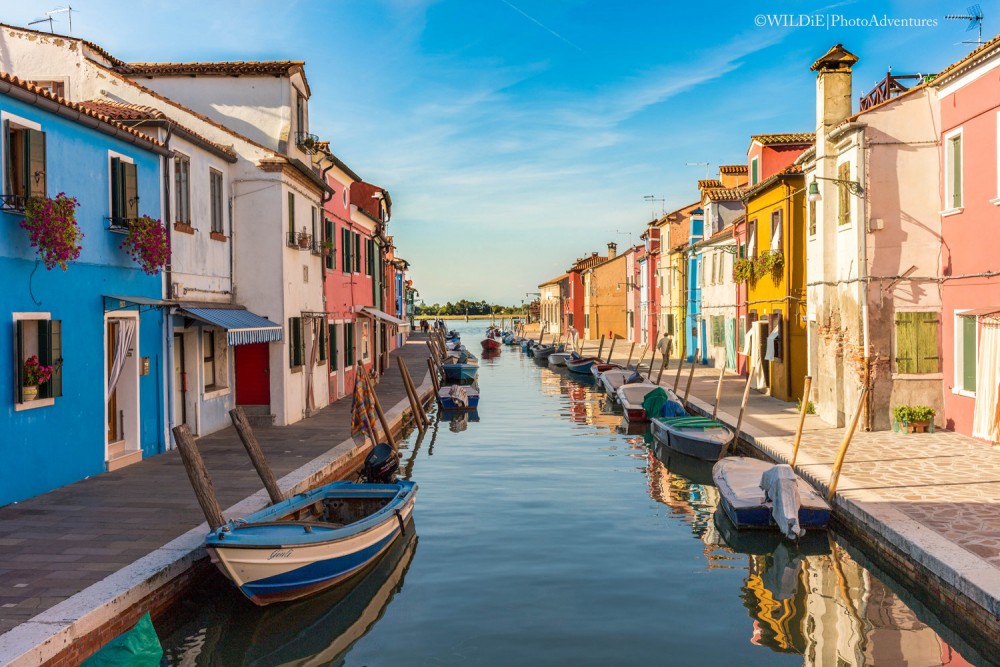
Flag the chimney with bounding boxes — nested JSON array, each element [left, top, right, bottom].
[[607, 242, 617, 259], [811, 44, 858, 141]]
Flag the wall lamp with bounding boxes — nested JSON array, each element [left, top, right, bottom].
[[807, 176, 863, 202]]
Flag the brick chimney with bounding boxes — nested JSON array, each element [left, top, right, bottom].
[[811, 44, 858, 144], [607, 242, 617, 259]]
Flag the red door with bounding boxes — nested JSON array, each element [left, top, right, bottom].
[[235, 343, 271, 405]]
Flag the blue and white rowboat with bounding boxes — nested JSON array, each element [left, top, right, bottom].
[[442, 363, 479, 381], [206, 480, 417, 605]]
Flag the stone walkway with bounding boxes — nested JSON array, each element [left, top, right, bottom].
[[580, 338, 1000, 642], [0, 335, 432, 640]]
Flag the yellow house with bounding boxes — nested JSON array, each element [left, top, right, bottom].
[[587, 244, 629, 340], [742, 163, 808, 402]]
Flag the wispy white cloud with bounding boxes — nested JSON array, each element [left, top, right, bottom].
[[496, 0, 584, 52]]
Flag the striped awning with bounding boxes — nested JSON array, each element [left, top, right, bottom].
[[180, 307, 283, 346], [362, 306, 408, 326]]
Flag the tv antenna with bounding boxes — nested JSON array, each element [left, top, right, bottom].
[[946, 4, 984, 45], [28, 6, 75, 34], [686, 161, 710, 178], [643, 194, 665, 220], [615, 229, 633, 247]]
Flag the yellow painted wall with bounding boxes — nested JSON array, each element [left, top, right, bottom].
[[745, 177, 807, 401], [667, 251, 686, 357], [590, 254, 628, 340]]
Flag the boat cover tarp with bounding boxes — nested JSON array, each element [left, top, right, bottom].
[[82, 612, 162, 666], [643, 388, 687, 419], [760, 464, 804, 540], [661, 416, 723, 429]]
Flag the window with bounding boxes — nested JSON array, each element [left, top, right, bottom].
[[710, 254, 717, 285], [288, 317, 304, 368], [895, 312, 939, 374], [747, 220, 757, 258], [837, 161, 852, 226], [3, 120, 46, 210], [808, 199, 817, 236], [174, 154, 191, 225], [585, 313, 590, 329], [342, 227, 352, 274], [769, 311, 783, 361], [946, 130, 963, 210], [567, 313, 574, 327], [354, 233, 362, 273], [712, 316, 724, 347], [345, 321, 356, 366], [665, 313, 674, 337], [296, 92, 307, 134], [361, 320, 370, 361], [317, 320, 327, 364], [287, 192, 295, 243], [29, 80, 65, 97], [311, 206, 319, 252], [956, 313, 977, 394], [329, 323, 338, 371], [771, 209, 783, 251], [738, 315, 746, 351], [203, 330, 217, 388], [325, 218, 335, 270], [14, 315, 62, 404], [750, 157, 759, 185], [110, 156, 137, 229], [210, 169, 224, 235], [366, 239, 375, 277]]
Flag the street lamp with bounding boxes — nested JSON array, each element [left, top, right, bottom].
[[807, 176, 863, 202]]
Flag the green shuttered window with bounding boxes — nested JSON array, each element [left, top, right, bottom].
[[325, 219, 335, 270], [895, 312, 939, 374], [13, 318, 62, 403], [961, 315, 977, 393], [288, 317, 303, 368], [110, 157, 138, 228]]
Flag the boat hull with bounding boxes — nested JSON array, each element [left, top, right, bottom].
[[207, 482, 417, 605], [481, 338, 501, 351], [650, 418, 733, 461], [566, 358, 597, 375], [442, 364, 479, 381], [713, 457, 831, 532], [438, 388, 480, 409], [548, 352, 571, 366], [615, 383, 660, 421]]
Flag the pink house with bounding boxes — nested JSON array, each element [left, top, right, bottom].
[[933, 36, 1000, 442]]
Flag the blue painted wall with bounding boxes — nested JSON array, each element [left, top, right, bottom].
[[0, 93, 164, 506], [686, 210, 704, 362]]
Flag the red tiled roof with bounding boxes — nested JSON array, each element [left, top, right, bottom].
[[719, 165, 747, 174], [698, 179, 723, 190], [539, 273, 569, 287], [750, 132, 815, 146], [702, 187, 747, 202], [0, 72, 163, 149], [743, 163, 804, 199], [569, 253, 608, 272], [119, 61, 305, 77]]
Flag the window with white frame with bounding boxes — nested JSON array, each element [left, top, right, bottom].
[[955, 312, 977, 395], [174, 154, 191, 225], [945, 129, 963, 211], [209, 169, 224, 235], [3, 116, 46, 211], [750, 157, 759, 185], [109, 154, 138, 230], [13, 313, 62, 405]]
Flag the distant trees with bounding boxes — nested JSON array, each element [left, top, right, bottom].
[[413, 299, 525, 316]]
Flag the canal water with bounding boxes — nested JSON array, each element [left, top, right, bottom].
[[159, 322, 992, 666]]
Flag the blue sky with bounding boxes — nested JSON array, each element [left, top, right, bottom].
[[1, 0, 987, 305]]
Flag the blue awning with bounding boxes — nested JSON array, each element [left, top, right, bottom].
[[180, 307, 283, 346]]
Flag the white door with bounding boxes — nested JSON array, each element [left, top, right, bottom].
[[173, 334, 185, 427]]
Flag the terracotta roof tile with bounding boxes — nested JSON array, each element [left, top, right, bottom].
[[702, 186, 747, 202], [0, 72, 163, 149], [569, 253, 608, 272], [78, 99, 238, 160], [698, 179, 723, 190], [118, 61, 305, 77], [719, 164, 747, 174], [750, 132, 815, 146], [743, 163, 804, 198]]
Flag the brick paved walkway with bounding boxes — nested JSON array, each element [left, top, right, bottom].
[[0, 335, 431, 638]]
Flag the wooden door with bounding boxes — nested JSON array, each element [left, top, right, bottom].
[[173, 334, 186, 426], [235, 343, 270, 405]]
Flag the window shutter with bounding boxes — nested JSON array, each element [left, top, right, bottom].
[[289, 317, 304, 368], [342, 228, 350, 273], [3, 120, 11, 198], [318, 321, 327, 362], [330, 323, 338, 371], [124, 162, 138, 220], [287, 192, 295, 236], [27, 129, 46, 198], [895, 312, 916, 373], [325, 219, 335, 270], [14, 320, 23, 404], [354, 233, 361, 273], [962, 315, 977, 392], [916, 312, 940, 374], [838, 161, 851, 226], [951, 136, 962, 209], [110, 157, 122, 222], [38, 320, 53, 399]]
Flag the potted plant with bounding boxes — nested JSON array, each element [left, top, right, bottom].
[[733, 258, 754, 284], [321, 238, 334, 256], [892, 405, 936, 433], [120, 215, 170, 275], [20, 193, 84, 271], [297, 232, 310, 250], [22, 355, 53, 401]]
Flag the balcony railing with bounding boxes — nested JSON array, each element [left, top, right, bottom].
[[295, 131, 320, 154], [107, 217, 136, 233], [287, 231, 313, 250], [0, 194, 26, 213]]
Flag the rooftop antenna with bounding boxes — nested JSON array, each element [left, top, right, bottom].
[[29, 6, 75, 34], [27, 15, 55, 32], [686, 161, 710, 179], [615, 229, 633, 247], [945, 4, 984, 45], [643, 194, 665, 220]]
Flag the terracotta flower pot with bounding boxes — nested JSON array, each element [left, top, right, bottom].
[[22, 385, 39, 401]]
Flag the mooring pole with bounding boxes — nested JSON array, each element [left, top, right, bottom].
[[229, 407, 285, 505], [682, 351, 698, 409], [606, 337, 616, 364], [711, 355, 727, 420], [673, 350, 685, 392], [790, 376, 813, 467], [397, 357, 427, 433], [722, 361, 755, 458], [361, 366, 397, 449], [596, 335, 605, 360], [172, 425, 225, 530], [656, 342, 670, 385], [625, 342, 636, 368], [827, 386, 868, 501], [635, 344, 648, 372], [427, 357, 441, 397]]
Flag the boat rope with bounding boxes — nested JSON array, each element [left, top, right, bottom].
[[395, 509, 407, 535]]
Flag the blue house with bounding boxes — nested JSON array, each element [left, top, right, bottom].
[[0, 74, 168, 506], [685, 208, 705, 362]]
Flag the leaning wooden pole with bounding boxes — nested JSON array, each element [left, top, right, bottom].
[[596, 335, 605, 360], [606, 337, 616, 364], [361, 365, 397, 449], [711, 356, 727, 420], [827, 386, 869, 501], [427, 357, 441, 398], [656, 343, 670, 384], [682, 352, 698, 409], [172, 425, 226, 530], [635, 344, 648, 372], [722, 362, 755, 458], [790, 376, 813, 467], [673, 350, 686, 392], [625, 342, 636, 368], [229, 407, 285, 505], [397, 357, 426, 433], [401, 357, 429, 427]]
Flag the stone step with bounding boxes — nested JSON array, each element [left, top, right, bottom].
[[245, 413, 275, 428], [107, 440, 127, 459], [106, 448, 143, 472]]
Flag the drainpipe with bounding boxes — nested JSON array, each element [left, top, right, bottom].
[[785, 181, 793, 400], [161, 124, 174, 448], [162, 124, 174, 297], [859, 133, 872, 430]]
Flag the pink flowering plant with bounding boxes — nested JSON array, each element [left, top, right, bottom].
[[20, 194, 84, 271], [23, 355, 53, 386], [120, 215, 170, 275]]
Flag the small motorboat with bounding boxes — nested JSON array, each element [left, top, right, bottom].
[[615, 382, 661, 421], [520, 339, 535, 353], [533, 343, 562, 360], [712, 457, 831, 540], [205, 445, 417, 605], [598, 368, 644, 397], [442, 362, 479, 382], [565, 354, 601, 375], [548, 351, 572, 367], [481, 338, 501, 351], [650, 415, 734, 461], [589, 362, 622, 381], [438, 384, 480, 409]]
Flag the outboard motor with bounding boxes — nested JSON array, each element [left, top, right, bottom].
[[361, 443, 399, 483]]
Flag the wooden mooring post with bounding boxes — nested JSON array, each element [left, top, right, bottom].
[[596, 335, 605, 360], [397, 357, 428, 432], [722, 361, 755, 458], [172, 424, 226, 530], [656, 343, 670, 385], [625, 342, 635, 368], [827, 386, 868, 501], [229, 407, 285, 505], [673, 351, 685, 392], [711, 355, 727, 420], [634, 344, 648, 372], [427, 357, 441, 397], [606, 337, 616, 364], [360, 365, 397, 449], [790, 376, 812, 467], [682, 351, 698, 409]]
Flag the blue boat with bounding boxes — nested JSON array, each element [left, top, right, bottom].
[[205, 480, 417, 605], [565, 355, 599, 375], [438, 384, 480, 409], [519, 339, 534, 352], [442, 363, 479, 382]]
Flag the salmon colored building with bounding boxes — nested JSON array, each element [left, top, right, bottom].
[[564, 251, 609, 341], [933, 36, 1000, 442]]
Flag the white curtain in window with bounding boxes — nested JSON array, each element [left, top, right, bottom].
[[306, 318, 320, 413], [973, 320, 1000, 442], [107, 319, 136, 403]]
